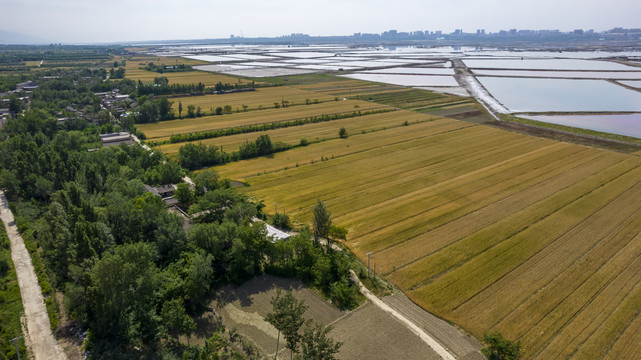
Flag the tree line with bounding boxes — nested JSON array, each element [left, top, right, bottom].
[[177, 134, 291, 170], [164, 108, 395, 144]]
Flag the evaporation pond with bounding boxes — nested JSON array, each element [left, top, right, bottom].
[[464, 58, 637, 71], [477, 77, 641, 112], [522, 114, 641, 138], [341, 73, 459, 87]]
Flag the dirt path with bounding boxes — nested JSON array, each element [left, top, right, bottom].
[[349, 270, 457, 360], [0, 191, 67, 360]]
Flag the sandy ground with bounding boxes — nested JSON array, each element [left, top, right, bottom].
[[0, 191, 67, 360]]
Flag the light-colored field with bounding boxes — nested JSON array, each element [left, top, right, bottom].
[[157, 110, 437, 154], [124, 56, 245, 85], [215, 117, 641, 359], [297, 79, 406, 97], [138, 100, 390, 141], [167, 86, 335, 115], [213, 119, 473, 179]]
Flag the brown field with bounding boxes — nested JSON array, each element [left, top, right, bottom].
[[214, 115, 641, 359], [166, 86, 335, 115], [138, 99, 390, 141], [208, 274, 441, 360]]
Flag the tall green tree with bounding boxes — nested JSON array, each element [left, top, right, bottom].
[[300, 322, 342, 360], [265, 289, 308, 360], [481, 332, 521, 360], [178, 101, 183, 119], [312, 200, 332, 246], [87, 242, 162, 345]]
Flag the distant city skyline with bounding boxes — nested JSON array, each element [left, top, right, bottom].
[[1, 0, 639, 44]]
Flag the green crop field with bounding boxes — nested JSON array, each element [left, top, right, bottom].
[[212, 113, 641, 359]]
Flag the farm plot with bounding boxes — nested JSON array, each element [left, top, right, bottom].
[[216, 116, 641, 359], [214, 118, 474, 180], [298, 79, 406, 97], [167, 86, 335, 115], [157, 110, 437, 155], [124, 56, 245, 85], [209, 274, 443, 360], [138, 100, 388, 141]]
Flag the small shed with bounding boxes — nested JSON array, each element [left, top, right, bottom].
[[100, 132, 133, 147]]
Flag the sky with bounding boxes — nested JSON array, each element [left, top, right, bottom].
[[1, 0, 640, 43]]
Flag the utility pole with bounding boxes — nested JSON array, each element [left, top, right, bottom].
[[10, 336, 22, 360], [366, 252, 372, 278]]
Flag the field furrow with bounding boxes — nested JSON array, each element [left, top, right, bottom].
[[389, 155, 640, 292]]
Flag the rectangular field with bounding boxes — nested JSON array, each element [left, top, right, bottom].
[[166, 86, 335, 115], [138, 100, 390, 141], [156, 110, 437, 154], [213, 116, 641, 359]]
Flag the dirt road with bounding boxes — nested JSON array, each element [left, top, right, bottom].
[[350, 270, 485, 360], [0, 191, 66, 360]]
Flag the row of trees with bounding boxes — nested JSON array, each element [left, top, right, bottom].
[[142, 62, 192, 73], [165, 108, 393, 144], [177, 134, 291, 170]]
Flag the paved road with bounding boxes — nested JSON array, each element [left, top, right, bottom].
[[350, 270, 459, 360], [0, 191, 66, 360]]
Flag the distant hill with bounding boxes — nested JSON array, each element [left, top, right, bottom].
[[0, 29, 47, 45]]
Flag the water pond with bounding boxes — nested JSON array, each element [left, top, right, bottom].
[[464, 59, 637, 71], [341, 73, 459, 87], [477, 77, 641, 112], [521, 114, 641, 138]]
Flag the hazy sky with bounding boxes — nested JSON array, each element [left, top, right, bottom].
[[1, 0, 639, 43]]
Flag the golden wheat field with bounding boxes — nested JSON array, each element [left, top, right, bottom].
[[138, 99, 390, 141], [157, 110, 437, 154], [124, 56, 245, 85], [215, 115, 641, 359], [166, 86, 335, 115]]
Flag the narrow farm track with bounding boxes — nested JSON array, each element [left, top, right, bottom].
[[348, 270, 461, 360], [381, 293, 485, 360], [0, 191, 66, 360]]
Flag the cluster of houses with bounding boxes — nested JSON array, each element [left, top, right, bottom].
[[95, 89, 136, 118], [0, 80, 39, 125]]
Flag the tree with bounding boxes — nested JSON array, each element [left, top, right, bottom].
[[242, 104, 248, 112], [300, 322, 342, 360], [187, 104, 196, 118], [8, 94, 21, 117], [272, 212, 291, 230], [338, 127, 348, 139], [328, 225, 348, 241], [87, 243, 162, 345], [157, 97, 172, 120], [481, 332, 521, 360], [178, 101, 183, 119], [265, 289, 308, 360], [174, 182, 194, 205], [161, 298, 196, 341], [312, 200, 332, 245], [215, 106, 223, 115], [223, 104, 232, 113]]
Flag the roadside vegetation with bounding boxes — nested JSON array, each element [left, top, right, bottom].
[[0, 225, 27, 359]]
